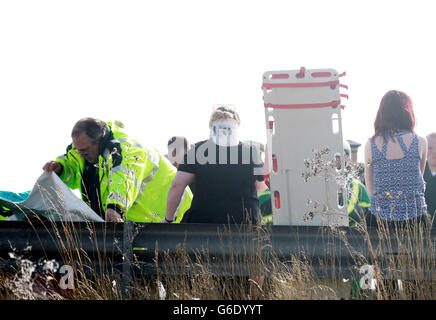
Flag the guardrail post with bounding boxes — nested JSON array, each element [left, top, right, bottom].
[[121, 220, 134, 299]]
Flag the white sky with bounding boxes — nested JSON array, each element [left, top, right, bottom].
[[1, 0, 435, 192]]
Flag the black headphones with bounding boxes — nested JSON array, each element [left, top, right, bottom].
[[98, 124, 112, 155], [98, 124, 122, 167]]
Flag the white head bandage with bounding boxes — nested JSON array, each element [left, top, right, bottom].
[[210, 119, 239, 146]]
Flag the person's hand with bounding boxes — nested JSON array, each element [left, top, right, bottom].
[[105, 208, 123, 222], [43, 161, 62, 175]]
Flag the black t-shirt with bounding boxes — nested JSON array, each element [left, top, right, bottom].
[[81, 161, 104, 218], [178, 140, 264, 224]]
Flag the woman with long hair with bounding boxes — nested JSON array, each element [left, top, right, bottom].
[[364, 90, 428, 225]]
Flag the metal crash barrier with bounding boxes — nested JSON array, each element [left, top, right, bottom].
[[1, 220, 435, 287]]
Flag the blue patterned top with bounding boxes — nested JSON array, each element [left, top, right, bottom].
[[369, 131, 426, 221]]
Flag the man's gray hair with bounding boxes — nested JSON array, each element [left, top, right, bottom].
[[71, 118, 107, 145]]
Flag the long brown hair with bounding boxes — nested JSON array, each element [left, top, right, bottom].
[[372, 90, 415, 142]]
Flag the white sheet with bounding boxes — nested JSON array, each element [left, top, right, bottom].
[[2, 172, 104, 222]]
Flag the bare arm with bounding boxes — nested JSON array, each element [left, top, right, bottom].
[[162, 171, 195, 223], [255, 180, 268, 193], [364, 139, 374, 196]]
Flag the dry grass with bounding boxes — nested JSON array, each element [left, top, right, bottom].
[[1, 152, 435, 300], [1, 212, 435, 300]]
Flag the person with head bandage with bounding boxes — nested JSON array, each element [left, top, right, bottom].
[[162, 105, 266, 225]]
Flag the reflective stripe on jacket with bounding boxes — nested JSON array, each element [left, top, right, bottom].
[[258, 189, 272, 225], [56, 121, 192, 223], [347, 178, 370, 227], [347, 178, 371, 215]]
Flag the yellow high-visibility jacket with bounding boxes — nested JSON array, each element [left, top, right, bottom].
[[56, 121, 192, 223], [0, 208, 8, 221]]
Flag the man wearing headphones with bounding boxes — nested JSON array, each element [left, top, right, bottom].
[[43, 118, 192, 223]]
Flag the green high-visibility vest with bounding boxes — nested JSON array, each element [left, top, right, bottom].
[[56, 121, 192, 223], [347, 178, 371, 227], [258, 189, 272, 225], [0, 208, 8, 221]]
